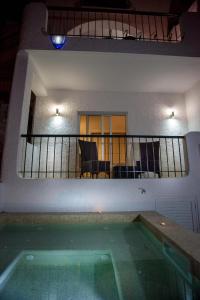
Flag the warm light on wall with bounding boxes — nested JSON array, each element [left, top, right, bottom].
[[160, 106, 184, 135], [48, 104, 65, 116], [96, 207, 102, 214], [164, 108, 177, 120]]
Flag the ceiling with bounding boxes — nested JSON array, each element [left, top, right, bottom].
[[30, 50, 200, 93]]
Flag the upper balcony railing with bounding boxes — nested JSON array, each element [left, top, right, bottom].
[[47, 6, 182, 43], [19, 134, 188, 179]]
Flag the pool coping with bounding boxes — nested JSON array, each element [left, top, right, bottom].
[[0, 211, 200, 279], [136, 211, 200, 281], [0, 212, 139, 224]]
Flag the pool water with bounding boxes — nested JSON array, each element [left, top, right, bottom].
[[0, 250, 122, 300], [0, 222, 199, 300]]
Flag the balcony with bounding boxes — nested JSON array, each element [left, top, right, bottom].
[[47, 7, 182, 43], [19, 134, 187, 179]]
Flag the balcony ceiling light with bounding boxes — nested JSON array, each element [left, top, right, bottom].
[[50, 35, 66, 49]]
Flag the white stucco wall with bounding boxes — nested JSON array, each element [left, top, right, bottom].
[[1, 25, 200, 231], [33, 90, 188, 136], [185, 80, 200, 131]]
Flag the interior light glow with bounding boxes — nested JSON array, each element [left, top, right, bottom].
[[50, 35, 66, 49]]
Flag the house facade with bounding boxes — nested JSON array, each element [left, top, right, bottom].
[[1, 2, 200, 231]]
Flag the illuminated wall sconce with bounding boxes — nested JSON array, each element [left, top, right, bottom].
[[160, 221, 166, 226], [50, 35, 67, 49], [169, 111, 175, 119], [55, 108, 60, 116]]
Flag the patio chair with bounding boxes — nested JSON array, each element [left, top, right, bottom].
[[136, 141, 161, 178], [78, 140, 110, 178]]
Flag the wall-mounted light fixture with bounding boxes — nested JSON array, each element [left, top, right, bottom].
[[55, 108, 60, 116], [50, 35, 67, 49], [169, 111, 175, 119], [160, 221, 166, 226]]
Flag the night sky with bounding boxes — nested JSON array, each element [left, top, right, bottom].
[[0, 0, 37, 24], [0, 0, 196, 26]]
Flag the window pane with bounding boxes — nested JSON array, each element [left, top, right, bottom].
[[103, 116, 110, 134], [88, 115, 101, 134], [80, 115, 86, 135], [112, 115, 126, 134], [88, 115, 102, 159], [79, 114, 127, 165], [112, 115, 126, 164], [103, 116, 110, 161]]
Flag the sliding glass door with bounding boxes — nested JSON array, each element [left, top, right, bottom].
[[79, 113, 127, 165]]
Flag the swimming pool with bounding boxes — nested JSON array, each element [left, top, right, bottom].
[[0, 218, 199, 299]]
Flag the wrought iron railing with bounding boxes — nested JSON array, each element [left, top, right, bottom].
[[19, 134, 188, 179], [47, 7, 182, 42]]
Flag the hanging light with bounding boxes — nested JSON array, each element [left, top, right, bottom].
[[50, 35, 67, 49]]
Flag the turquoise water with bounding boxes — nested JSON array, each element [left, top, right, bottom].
[[0, 222, 199, 300], [0, 250, 122, 300]]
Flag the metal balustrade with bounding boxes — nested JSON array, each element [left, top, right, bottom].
[[19, 134, 188, 179], [47, 7, 182, 42]]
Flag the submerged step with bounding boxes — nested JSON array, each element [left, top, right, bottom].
[[0, 250, 123, 300]]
